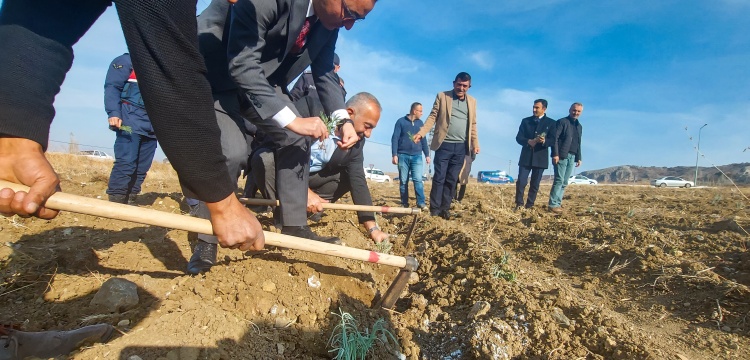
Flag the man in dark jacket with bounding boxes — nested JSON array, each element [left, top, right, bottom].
[[289, 53, 345, 102], [104, 53, 157, 205], [514, 99, 555, 210], [548, 102, 584, 213], [250, 92, 391, 244], [391, 102, 430, 209]]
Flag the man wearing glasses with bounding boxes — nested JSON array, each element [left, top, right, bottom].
[[183, 0, 377, 273], [413, 72, 480, 220]]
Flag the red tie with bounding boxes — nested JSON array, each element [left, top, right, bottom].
[[291, 16, 314, 54]]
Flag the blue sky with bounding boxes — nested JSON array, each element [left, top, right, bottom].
[[41, 0, 750, 176]]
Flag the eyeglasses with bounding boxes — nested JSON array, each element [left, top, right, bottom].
[[341, 0, 365, 22]]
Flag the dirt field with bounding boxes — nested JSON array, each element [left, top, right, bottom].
[[2, 153, 750, 359]]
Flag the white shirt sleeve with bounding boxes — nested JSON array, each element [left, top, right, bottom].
[[332, 109, 350, 120], [273, 107, 349, 128], [271, 106, 297, 128]]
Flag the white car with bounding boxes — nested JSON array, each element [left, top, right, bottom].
[[77, 150, 114, 160], [364, 168, 391, 182], [651, 176, 694, 188], [568, 175, 598, 185]]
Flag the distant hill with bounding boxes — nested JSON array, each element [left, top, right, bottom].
[[579, 163, 750, 185]]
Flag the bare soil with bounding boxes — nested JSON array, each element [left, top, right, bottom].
[[2, 153, 750, 359]]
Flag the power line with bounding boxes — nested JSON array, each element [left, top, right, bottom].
[[48, 139, 113, 150]]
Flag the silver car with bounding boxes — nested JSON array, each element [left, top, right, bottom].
[[651, 176, 694, 188], [77, 150, 114, 160], [568, 175, 598, 185]]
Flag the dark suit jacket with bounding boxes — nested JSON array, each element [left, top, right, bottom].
[[227, 0, 344, 122], [515, 115, 555, 169]]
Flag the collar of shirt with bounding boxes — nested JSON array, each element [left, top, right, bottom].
[[306, 0, 315, 17], [451, 91, 465, 101], [406, 114, 419, 122]]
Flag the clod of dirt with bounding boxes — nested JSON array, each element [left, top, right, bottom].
[[90, 278, 139, 313], [467, 301, 491, 319]]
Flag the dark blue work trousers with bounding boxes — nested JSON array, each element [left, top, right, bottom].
[[515, 165, 545, 208], [430, 142, 466, 214], [107, 130, 157, 196]]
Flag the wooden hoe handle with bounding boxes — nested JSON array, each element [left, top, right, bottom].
[[0, 181, 408, 269], [239, 197, 420, 214]]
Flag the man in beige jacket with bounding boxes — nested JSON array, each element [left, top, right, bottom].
[[413, 72, 480, 219]]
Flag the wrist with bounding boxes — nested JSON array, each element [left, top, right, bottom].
[[367, 225, 380, 234], [336, 118, 354, 130]]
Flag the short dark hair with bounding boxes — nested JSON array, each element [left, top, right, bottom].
[[454, 72, 471, 82], [410, 102, 422, 112], [534, 99, 548, 109]]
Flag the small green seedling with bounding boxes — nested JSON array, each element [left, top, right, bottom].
[[319, 111, 341, 135], [328, 308, 399, 360], [490, 252, 517, 282], [374, 238, 393, 254], [119, 125, 133, 134]]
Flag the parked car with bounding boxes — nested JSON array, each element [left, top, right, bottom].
[[364, 168, 392, 183], [651, 176, 694, 188], [568, 175, 598, 185], [77, 150, 114, 160], [477, 170, 514, 184]]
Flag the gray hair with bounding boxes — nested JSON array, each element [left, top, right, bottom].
[[346, 92, 381, 112], [571, 102, 583, 108]]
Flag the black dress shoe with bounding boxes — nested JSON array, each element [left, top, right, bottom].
[[187, 240, 217, 275], [439, 210, 451, 220], [281, 226, 341, 245], [127, 193, 138, 205], [108, 194, 128, 204]]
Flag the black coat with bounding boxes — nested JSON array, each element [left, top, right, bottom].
[[515, 115, 556, 169], [551, 116, 583, 162]]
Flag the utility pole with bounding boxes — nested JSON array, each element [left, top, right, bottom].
[[694, 123, 707, 186]]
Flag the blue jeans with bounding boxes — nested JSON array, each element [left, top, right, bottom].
[[397, 153, 425, 207], [430, 142, 465, 214], [107, 131, 157, 196], [548, 156, 575, 208]]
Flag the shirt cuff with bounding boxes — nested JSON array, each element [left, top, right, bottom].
[[272, 106, 297, 128], [332, 109, 349, 120]]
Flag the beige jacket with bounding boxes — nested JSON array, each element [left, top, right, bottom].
[[417, 90, 479, 152]]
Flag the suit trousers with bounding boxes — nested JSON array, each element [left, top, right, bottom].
[[250, 148, 349, 227], [430, 142, 466, 214], [515, 165, 545, 208], [243, 86, 311, 227], [194, 90, 249, 244]]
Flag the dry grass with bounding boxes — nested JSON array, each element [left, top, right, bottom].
[[46, 152, 179, 185]]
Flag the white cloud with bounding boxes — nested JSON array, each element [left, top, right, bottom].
[[469, 51, 494, 70]]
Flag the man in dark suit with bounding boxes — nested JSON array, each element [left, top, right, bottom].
[[514, 99, 556, 210], [250, 92, 392, 244], [227, 0, 375, 239], [184, 0, 377, 273]]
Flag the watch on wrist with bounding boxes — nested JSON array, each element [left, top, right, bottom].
[[367, 225, 380, 234], [336, 118, 354, 130]]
